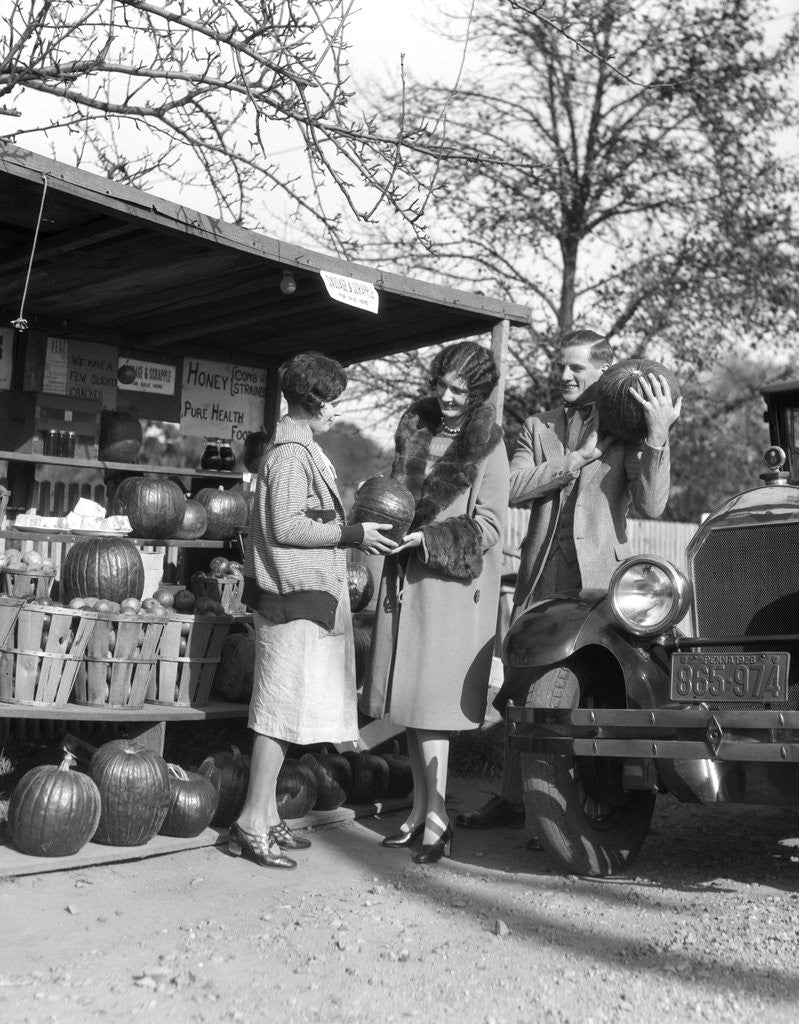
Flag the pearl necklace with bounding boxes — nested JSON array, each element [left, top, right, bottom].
[[439, 423, 461, 437]]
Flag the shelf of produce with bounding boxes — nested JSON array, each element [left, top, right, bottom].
[[0, 450, 243, 480], [0, 699, 249, 721], [0, 530, 236, 548]]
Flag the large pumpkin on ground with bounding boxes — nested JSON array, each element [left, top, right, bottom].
[[61, 537, 145, 603], [98, 410, 142, 463], [194, 486, 249, 540], [174, 498, 208, 540], [345, 751, 390, 805], [381, 742, 414, 799], [350, 476, 415, 544], [110, 476, 185, 539], [89, 740, 170, 846], [198, 746, 250, 826], [594, 359, 681, 443], [7, 752, 102, 857], [300, 748, 352, 811], [276, 759, 318, 819], [159, 764, 219, 838], [212, 624, 255, 702]]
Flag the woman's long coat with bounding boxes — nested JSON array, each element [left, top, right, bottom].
[[359, 398, 509, 732]]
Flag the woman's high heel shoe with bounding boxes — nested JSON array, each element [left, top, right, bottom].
[[228, 822, 297, 869], [270, 820, 312, 850], [382, 823, 424, 848], [413, 823, 454, 864]]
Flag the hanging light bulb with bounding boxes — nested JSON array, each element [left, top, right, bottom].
[[279, 270, 297, 296]]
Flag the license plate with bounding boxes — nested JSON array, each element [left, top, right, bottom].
[[670, 652, 790, 703]]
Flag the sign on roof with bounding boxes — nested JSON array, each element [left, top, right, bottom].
[[321, 271, 379, 314]]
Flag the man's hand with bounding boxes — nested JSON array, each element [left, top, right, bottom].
[[359, 522, 398, 555], [630, 373, 682, 447], [572, 408, 613, 468]]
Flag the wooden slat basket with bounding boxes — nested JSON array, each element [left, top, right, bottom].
[[1, 566, 56, 599], [191, 574, 245, 614], [146, 612, 233, 707], [73, 612, 166, 710], [0, 605, 95, 706]]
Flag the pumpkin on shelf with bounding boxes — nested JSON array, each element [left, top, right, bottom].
[[89, 739, 171, 846], [197, 745, 250, 826], [110, 476, 185, 539], [594, 358, 681, 443], [350, 476, 415, 544], [98, 409, 142, 463], [159, 764, 219, 838], [194, 486, 249, 540], [276, 759, 318, 819], [347, 561, 374, 613], [300, 748, 352, 812], [345, 751, 390, 805], [212, 624, 255, 703], [7, 751, 102, 857], [174, 498, 208, 540], [61, 536, 145, 603]]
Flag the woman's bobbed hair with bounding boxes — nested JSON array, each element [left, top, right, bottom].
[[428, 342, 499, 409], [279, 352, 348, 416]]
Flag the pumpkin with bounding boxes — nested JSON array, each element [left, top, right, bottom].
[[595, 359, 681, 443], [243, 430, 270, 474], [197, 745, 250, 826], [352, 621, 372, 686], [194, 486, 249, 540], [350, 476, 416, 544], [381, 741, 414, 799], [89, 740, 170, 846], [174, 498, 208, 540], [98, 409, 142, 463], [61, 537, 145, 603], [7, 751, 102, 857], [276, 759, 318, 819], [212, 624, 254, 702], [345, 751, 390, 805], [159, 764, 219, 837], [110, 476, 185, 539], [347, 561, 374, 613], [300, 748, 352, 811]]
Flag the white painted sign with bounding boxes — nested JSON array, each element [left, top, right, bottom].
[[0, 328, 13, 390], [321, 270, 379, 314], [180, 358, 268, 441], [43, 337, 118, 406], [43, 336, 70, 393], [116, 357, 177, 395]]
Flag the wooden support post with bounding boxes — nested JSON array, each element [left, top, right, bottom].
[[491, 319, 510, 425]]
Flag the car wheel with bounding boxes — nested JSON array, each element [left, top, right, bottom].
[[519, 661, 655, 877]]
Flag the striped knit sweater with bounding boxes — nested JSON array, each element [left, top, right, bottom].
[[242, 416, 364, 628]]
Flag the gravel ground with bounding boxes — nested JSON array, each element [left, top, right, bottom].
[[3, 775, 799, 1024]]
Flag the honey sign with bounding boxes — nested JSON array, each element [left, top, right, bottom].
[[180, 358, 267, 440]]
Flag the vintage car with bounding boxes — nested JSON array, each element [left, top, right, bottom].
[[504, 380, 799, 877]]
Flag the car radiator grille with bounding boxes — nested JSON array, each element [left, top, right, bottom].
[[691, 522, 799, 708]]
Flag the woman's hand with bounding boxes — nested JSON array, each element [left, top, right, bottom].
[[359, 522, 398, 555], [391, 531, 423, 555]]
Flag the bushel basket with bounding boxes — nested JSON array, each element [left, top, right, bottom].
[[0, 605, 95, 706], [73, 611, 166, 710], [147, 612, 233, 707]]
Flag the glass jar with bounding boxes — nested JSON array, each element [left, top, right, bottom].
[[218, 440, 236, 472], [200, 439, 221, 471]]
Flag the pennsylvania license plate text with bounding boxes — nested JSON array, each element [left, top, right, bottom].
[[669, 652, 790, 703]]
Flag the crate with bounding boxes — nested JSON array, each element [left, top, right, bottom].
[[73, 612, 166, 710], [146, 613, 233, 707], [191, 573, 245, 613], [1, 565, 56, 599], [0, 605, 95, 706]]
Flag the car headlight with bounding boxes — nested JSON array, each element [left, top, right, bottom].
[[609, 556, 691, 637]]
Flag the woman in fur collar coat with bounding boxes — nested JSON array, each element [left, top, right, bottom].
[[360, 342, 509, 864]]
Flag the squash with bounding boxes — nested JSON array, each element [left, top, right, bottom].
[[300, 748, 352, 811], [347, 561, 374, 613], [276, 759, 318, 819], [212, 624, 254, 702], [345, 751, 390, 805], [350, 476, 416, 544], [194, 486, 249, 540], [174, 498, 208, 540], [7, 751, 101, 857], [89, 739, 170, 846], [110, 475, 185, 539], [61, 537, 145, 603], [243, 430, 269, 474], [352, 620, 372, 687], [595, 359, 681, 443], [197, 745, 250, 826], [159, 764, 219, 837], [98, 409, 142, 463], [381, 741, 414, 799]]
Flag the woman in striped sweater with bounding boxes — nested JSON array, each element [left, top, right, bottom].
[[232, 352, 396, 870]]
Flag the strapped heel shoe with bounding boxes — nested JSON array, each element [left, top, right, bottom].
[[228, 822, 297, 869], [382, 822, 424, 848], [413, 823, 454, 865], [270, 820, 312, 850]]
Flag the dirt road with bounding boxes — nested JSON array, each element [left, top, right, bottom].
[[3, 776, 799, 1024]]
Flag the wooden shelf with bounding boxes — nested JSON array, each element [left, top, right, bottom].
[[0, 530, 236, 548], [0, 700, 249, 722], [0, 450, 244, 481]]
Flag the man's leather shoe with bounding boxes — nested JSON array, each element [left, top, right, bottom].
[[455, 795, 525, 829]]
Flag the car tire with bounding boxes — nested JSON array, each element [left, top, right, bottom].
[[519, 661, 655, 878]]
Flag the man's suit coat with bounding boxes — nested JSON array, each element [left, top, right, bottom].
[[511, 405, 671, 609]]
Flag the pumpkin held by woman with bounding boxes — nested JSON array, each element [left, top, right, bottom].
[[594, 358, 681, 443], [350, 476, 415, 544]]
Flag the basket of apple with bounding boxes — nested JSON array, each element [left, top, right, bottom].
[[189, 557, 245, 614], [143, 585, 234, 707], [0, 548, 57, 599]]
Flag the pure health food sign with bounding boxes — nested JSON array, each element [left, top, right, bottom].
[[180, 358, 267, 440]]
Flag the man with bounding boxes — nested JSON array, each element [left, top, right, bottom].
[[456, 329, 682, 834]]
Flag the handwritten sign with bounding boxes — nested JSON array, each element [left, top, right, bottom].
[[0, 328, 13, 390], [180, 358, 268, 440], [116, 357, 177, 395], [43, 338, 118, 407], [321, 270, 379, 314]]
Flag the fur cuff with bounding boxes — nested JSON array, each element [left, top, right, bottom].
[[420, 515, 483, 580]]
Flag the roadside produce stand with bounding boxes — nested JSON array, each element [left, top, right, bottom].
[[0, 142, 530, 758]]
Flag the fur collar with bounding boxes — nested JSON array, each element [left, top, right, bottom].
[[391, 396, 503, 528]]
